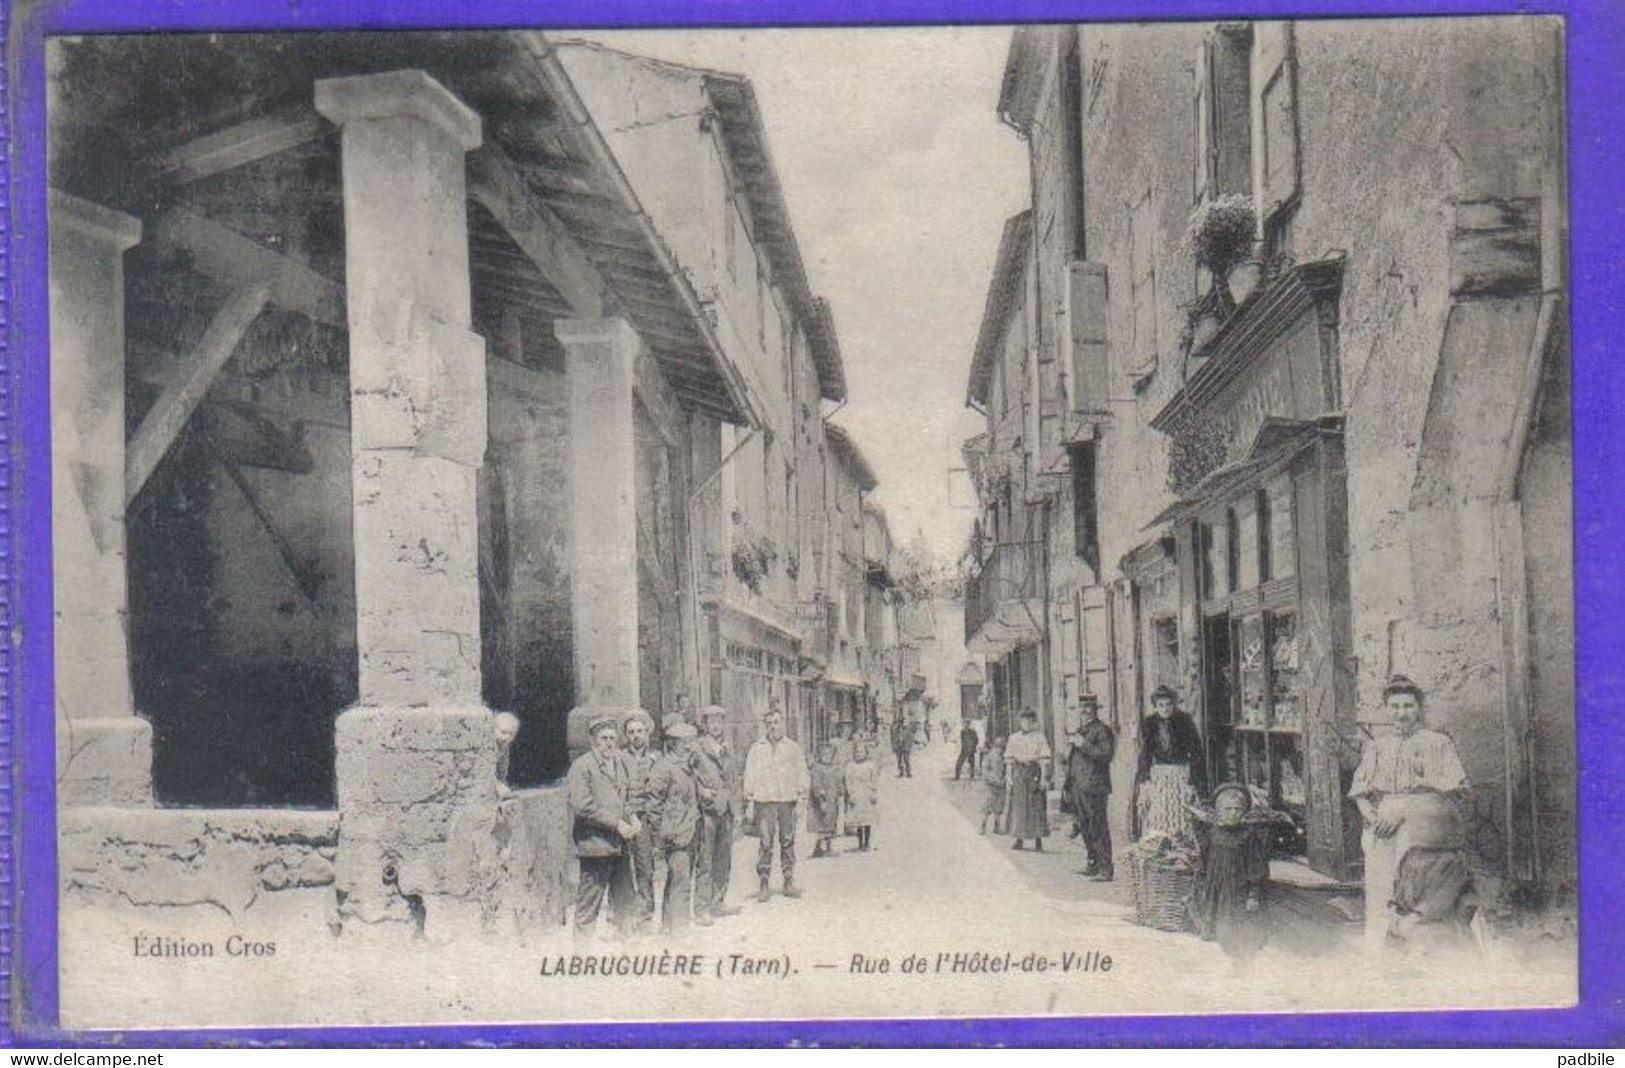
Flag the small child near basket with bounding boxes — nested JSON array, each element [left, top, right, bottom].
[[1188, 783, 1284, 971]]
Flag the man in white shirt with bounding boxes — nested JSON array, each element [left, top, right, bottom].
[[742, 705, 810, 902]]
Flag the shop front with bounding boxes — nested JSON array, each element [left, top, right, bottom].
[[715, 605, 804, 754], [1144, 259, 1360, 880]]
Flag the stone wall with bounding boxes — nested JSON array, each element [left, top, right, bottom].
[[60, 807, 340, 928], [59, 786, 575, 941]]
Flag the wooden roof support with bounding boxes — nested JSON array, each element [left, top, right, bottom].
[[153, 103, 332, 185], [148, 208, 346, 329], [634, 353, 683, 449], [467, 141, 611, 318], [126, 284, 271, 506]]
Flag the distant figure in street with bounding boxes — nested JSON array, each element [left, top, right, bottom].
[[567, 714, 640, 937], [980, 736, 1007, 834], [619, 709, 660, 931], [691, 705, 742, 926], [808, 741, 844, 858], [1062, 693, 1116, 881], [645, 722, 702, 934], [891, 717, 914, 778], [941, 718, 953, 747], [830, 721, 856, 772], [955, 721, 981, 780], [922, 717, 933, 744], [743, 707, 810, 901], [1005, 709, 1052, 851], [1135, 686, 1206, 841], [843, 740, 880, 851]]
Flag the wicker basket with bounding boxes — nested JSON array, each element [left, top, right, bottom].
[[1125, 849, 1196, 932]]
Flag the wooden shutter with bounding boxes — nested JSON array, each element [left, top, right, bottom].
[[1253, 22, 1300, 218], [1194, 35, 1216, 205]]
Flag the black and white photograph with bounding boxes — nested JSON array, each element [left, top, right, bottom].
[[43, 19, 1575, 1028]]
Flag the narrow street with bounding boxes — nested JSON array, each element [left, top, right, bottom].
[[714, 739, 1135, 939], [61, 735, 1573, 1030]]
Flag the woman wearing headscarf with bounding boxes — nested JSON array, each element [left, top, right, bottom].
[[1134, 685, 1206, 840]]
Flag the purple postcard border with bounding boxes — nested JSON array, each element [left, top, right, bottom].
[[5, 0, 1622, 1048]]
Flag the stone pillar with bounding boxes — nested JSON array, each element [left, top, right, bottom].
[[49, 190, 152, 807], [558, 318, 642, 710], [316, 70, 499, 936]]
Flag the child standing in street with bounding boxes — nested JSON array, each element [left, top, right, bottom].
[[808, 741, 844, 858], [843, 741, 880, 851], [1189, 783, 1274, 970]]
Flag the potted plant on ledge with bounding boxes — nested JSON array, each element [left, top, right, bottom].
[[1186, 192, 1262, 305]]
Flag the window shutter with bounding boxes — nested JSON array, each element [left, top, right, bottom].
[[1067, 260, 1109, 413], [1252, 22, 1300, 219], [1194, 36, 1216, 205]]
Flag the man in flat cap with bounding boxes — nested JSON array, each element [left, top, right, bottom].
[[692, 704, 742, 925], [620, 708, 659, 931], [645, 722, 703, 934], [567, 713, 640, 937], [1063, 692, 1117, 881]]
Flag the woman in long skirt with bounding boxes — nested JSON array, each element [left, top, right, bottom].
[[1134, 686, 1205, 840], [1004, 709, 1052, 851]]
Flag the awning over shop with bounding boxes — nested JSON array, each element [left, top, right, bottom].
[[1144, 414, 1344, 530]]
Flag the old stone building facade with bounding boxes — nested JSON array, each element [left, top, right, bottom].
[[964, 20, 1572, 903], [49, 31, 891, 939]]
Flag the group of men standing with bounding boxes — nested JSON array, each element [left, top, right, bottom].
[[566, 702, 812, 939]]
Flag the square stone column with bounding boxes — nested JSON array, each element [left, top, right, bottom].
[[49, 190, 152, 807], [317, 70, 501, 937], [557, 318, 642, 712]]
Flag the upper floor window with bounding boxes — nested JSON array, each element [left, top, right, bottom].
[[1070, 441, 1101, 576], [1253, 22, 1301, 255], [1194, 25, 1254, 208]]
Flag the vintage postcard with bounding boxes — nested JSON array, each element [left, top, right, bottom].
[[35, 16, 1577, 1032]]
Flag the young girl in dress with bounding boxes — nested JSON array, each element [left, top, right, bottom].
[[808, 741, 843, 858], [1188, 783, 1273, 970], [843, 740, 880, 851]]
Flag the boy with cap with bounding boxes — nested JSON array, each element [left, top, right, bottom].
[[645, 722, 703, 934], [691, 705, 742, 924], [567, 713, 640, 937]]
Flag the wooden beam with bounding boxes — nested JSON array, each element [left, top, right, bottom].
[[149, 208, 346, 329], [154, 104, 331, 185], [637, 515, 680, 609], [634, 354, 683, 449], [488, 352, 560, 402], [126, 284, 271, 506], [467, 142, 610, 318]]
